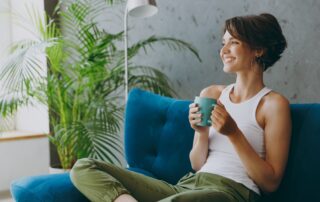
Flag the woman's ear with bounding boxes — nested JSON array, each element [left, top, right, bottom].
[[255, 48, 265, 57]]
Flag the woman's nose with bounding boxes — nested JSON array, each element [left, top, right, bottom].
[[220, 44, 230, 54], [220, 45, 229, 57]]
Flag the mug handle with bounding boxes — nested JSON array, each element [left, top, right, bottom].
[[207, 120, 212, 125]]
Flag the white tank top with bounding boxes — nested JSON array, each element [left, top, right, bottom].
[[198, 84, 271, 194]]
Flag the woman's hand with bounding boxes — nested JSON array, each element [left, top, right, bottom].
[[211, 100, 239, 136], [189, 103, 209, 134]]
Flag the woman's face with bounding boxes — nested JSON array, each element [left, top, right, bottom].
[[220, 31, 255, 73]]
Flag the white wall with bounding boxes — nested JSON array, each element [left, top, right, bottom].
[[0, 137, 49, 191], [0, 0, 11, 57], [0, 0, 50, 191]]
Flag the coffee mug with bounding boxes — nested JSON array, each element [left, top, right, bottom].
[[194, 96, 217, 126]]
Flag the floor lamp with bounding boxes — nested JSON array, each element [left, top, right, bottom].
[[124, 0, 158, 102]]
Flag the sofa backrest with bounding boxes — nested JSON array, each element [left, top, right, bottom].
[[125, 88, 194, 184], [265, 104, 320, 202]]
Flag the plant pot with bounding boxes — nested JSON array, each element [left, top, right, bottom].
[[49, 165, 70, 174]]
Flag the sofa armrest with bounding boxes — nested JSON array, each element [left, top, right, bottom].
[[10, 173, 89, 202]]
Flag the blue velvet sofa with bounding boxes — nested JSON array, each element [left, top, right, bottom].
[[10, 88, 320, 202]]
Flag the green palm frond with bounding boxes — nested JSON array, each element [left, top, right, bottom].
[[0, 0, 201, 169], [128, 36, 202, 62], [128, 65, 176, 96], [72, 120, 123, 165], [0, 115, 15, 131], [0, 41, 51, 115], [0, 92, 27, 117], [10, 5, 57, 41]]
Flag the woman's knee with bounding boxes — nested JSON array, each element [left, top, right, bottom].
[[70, 158, 95, 186]]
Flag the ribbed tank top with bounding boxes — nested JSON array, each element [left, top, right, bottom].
[[198, 84, 272, 194]]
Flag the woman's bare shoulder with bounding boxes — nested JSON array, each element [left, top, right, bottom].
[[199, 85, 227, 99], [261, 91, 290, 118], [263, 91, 289, 108]]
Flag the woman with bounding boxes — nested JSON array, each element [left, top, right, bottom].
[[70, 13, 291, 202], [188, 13, 291, 201]]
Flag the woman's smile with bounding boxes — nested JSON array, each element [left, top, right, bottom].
[[222, 56, 236, 64]]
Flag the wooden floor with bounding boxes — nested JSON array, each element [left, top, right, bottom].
[[0, 190, 14, 202]]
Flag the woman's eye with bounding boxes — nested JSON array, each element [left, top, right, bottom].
[[231, 41, 239, 44]]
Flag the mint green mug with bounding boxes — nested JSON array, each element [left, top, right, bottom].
[[194, 96, 217, 127]]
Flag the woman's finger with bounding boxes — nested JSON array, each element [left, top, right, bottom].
[[190, 112, 201, 119], [190, 117, 202, 128], [212, 112, 226, 128], [213, 105, 227, 118], [213, 107, 224, 117], [189, 107, 200, 113], [189, 113, 201, 121], [190, 119, 201, 125], [212, 110, 222, 121]]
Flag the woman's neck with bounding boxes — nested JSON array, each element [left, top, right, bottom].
[[231, 71, 265, 103]]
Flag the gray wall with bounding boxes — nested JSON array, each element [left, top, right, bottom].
[[107, 0, 320, 103]]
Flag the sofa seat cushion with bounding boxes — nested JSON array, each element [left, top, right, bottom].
[[11, 172, 89, 202]]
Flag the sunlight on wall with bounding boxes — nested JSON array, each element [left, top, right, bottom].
[[0, 0, 15, 131], [0, 0, 49, 134]]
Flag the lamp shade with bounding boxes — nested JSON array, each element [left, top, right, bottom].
[[127, 0, 158, 18]]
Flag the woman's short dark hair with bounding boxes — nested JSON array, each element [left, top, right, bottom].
[[223, 13, 287, 71]]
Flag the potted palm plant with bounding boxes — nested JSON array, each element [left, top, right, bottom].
[[0, 0, 201, 169]]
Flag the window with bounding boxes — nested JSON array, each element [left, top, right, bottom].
[[0, 0, 15, 131], [0, 0, 49, 135]]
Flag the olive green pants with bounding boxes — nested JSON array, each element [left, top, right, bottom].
[[70, 158, 260, 202]]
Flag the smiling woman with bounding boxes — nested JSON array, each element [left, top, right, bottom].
[[69, 13, 290, 202], [189, 13, 290, 199]]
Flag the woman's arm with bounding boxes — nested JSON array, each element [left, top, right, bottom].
[[189, 131, 210, 171], [189, 85, 225, 171], [212, 93, 291, 193]]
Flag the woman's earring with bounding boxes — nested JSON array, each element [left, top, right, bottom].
[[256, 56, 266, 71]]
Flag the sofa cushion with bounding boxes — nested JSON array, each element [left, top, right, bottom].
[[10, 172, 89, 202], [125, 88, 195, 184]]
